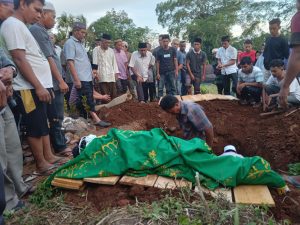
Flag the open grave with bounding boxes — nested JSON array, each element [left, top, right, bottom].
[[21, 97, 300, 224]]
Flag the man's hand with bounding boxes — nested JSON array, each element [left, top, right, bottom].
[[0, 67, 13, 86], [279, 86, 289, 109], [92, 70, 98, 79], [175, 70, 179, 78], [36, 86, 51, 103], [202, 75, 206, 82], [137, 75, 143, 84], [156, 74, 160, 81], [6, 85, 13, 98], [101, 94, 111, 102], [74, 79, 82, 89], [0, 80, 7, 108], [59, 80, 69, 94], [190, 74, 195, 81], [237, 84, 244, 95]]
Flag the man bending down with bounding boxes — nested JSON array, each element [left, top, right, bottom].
[[159, 95, 214, 147]]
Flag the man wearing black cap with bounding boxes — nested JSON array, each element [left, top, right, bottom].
[[63, 23, 111, 127], [156, 34, 178, 97], [92, 33, 119, 99], [129, 42, 155, 102], [186, 37, 207, 95]]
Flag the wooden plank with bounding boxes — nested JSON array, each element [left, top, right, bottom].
[[260, 110, 285, 117], [84, 176, 120, 185], [154, 176, 177, 189], [233, 185, 275, 207], [53, 178, 84, 186], [119, 175, 158, 187], [51, 180, 85, 191], [174, 179, 192, 189]]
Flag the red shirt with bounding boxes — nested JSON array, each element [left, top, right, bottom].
[[238, 50, 256, 64], [290, 11, 300, 47]]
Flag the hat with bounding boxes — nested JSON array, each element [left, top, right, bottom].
[[43, 1, 55, 11], [0, 0, 13, 4], [224, 145, 237, 153], [73, 22, 86, 30], [138, 42, 147, 48], [102, 33, 112, 40]]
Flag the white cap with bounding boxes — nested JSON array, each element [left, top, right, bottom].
[[43, 1, 55, 11], [224, 145, 237, 153]]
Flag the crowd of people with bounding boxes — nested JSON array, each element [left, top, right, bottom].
[[0, 0, 299, 223]]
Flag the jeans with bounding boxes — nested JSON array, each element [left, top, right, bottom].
[[158, 71, 176, 97], [222, 73, 238, 95], [76, 81, 96, 118], [180, 69, 187, 96], [48, 90, 67, 153], [0, 165, 5, 225], [240, 86, 262, 103], [193, 77, 202, 94], [116, 79, 128, 95]]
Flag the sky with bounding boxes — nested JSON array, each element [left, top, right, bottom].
[[50, 0, 168, 34]]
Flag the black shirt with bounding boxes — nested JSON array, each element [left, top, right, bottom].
[[263, 36, 289, 70], [156, 47, 177, 74], [186, 50, 207, 77]]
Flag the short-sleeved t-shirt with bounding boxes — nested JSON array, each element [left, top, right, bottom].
[[30, 23, 63, 91], [63, 36, 92, 82], [238, 50, 256, 64], [186, 49, 207, 77], [156, 47, 177, 74], [0, 17, 53, 90], [216, 45, 238, 75], [290, 11, 300, 47], [238, 66, 264, 83]]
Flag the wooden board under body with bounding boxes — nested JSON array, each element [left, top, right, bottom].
[[195, 186, 233, 203], [51, 178, 84, 190], [84, 176, 120, 185], [119, 175, 158, 187], [233, 185, 275, 207], [154, 177, 192, 190]]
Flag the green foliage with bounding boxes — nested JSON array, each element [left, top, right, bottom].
[[288, 163, 300, 175], [29, 183, 56, 208], [88, 9, 152, 52]]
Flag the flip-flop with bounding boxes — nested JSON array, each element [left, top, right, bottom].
[[53, 158, 69, 166], [32, 165, 57, 176], [23, 174, 38, 183], [57, 148, 73, 157]]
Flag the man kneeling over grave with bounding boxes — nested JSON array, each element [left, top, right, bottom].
[[265, 59, 300, 108], [237, 56, 264, 106], [159, 95, 214, 147]]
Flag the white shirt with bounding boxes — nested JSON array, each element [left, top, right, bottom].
[[0, 17, 53, 90], [129, 51, 155, 81], [92, 46, 119, 83], [266, 76, 300, 101], [216, 45, 238, 75]]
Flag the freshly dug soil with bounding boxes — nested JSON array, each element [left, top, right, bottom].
[[66, 100, 300, 223]]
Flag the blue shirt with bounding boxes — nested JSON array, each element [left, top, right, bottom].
[[63, 36, 92, 82]]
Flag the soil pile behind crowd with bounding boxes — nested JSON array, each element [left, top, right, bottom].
[[89, 100, 300, 222]]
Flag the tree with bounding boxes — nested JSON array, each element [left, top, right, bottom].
[[88, 9, 151, 52], [56, 13, 87, 42]]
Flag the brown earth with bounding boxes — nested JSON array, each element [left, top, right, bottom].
[[46, 100, 300, 223]]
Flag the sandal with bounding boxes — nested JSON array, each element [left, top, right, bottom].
[[57, 148, 73, 157], [32, 165, 58, 176]]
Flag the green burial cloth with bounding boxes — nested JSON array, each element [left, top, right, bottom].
[[47, 128, 286, 189]]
